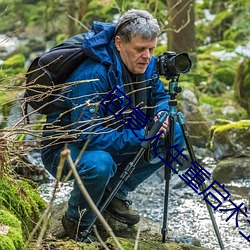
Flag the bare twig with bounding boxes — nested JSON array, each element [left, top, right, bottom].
[[61, 148, 124, 250], [93, 225, 110, 250], [68, 14, 90, 31], [134, 220, 142, 250]]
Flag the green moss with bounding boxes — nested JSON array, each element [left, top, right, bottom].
[[105, 237, 205, 250], [166, 242, 183, 250], [213, 120, 250, 133], [1, 54, 25, 69], [0, 175, 47, 239], [0, 209, 21, 229], [0, 209, 24, 249], [7, 228, 24, 249], [0, 235, 16, 250], [0, 54, 26, 86], [199, 95, 224, 107]]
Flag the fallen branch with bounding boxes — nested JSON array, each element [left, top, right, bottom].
[[62, 148, 124, 250]]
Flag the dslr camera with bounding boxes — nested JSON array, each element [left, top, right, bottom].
[[156, 51, 192, 79]]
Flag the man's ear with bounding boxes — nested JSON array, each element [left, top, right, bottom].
[[115, 36, 122, 51]]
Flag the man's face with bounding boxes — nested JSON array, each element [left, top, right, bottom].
[[115, 35, 157, 74]]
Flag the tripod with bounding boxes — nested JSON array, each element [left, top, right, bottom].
[[81, 111, 168, 240], [82, 77, 225, 249], [161, 77, 225, 249]]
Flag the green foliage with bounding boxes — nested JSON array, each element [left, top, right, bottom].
[[197, 0, 250, 47], [0, 0, 249, 115], [213, 67, 235, 86], [234, 57, 250, 116], [192, 40, 241, 95], [209, 10, 233, 42], [0, 54, 26, 84]]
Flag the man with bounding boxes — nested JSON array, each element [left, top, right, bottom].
[[41, 9, 185, 241]]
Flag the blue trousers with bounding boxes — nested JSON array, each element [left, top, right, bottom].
[[41, 123, 185, 226]]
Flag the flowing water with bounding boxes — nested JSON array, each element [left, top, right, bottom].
[[38, 156, 250, 250]]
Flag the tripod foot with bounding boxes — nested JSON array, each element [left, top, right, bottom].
[[161, 227, 168, 243]]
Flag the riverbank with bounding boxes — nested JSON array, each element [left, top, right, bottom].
[[38, 155, 250, 250]]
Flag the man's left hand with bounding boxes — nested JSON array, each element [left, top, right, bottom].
[[154, 111, 169, 138]]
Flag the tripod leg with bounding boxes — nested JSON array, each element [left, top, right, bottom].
[[82, 112, 168, 240], [177, 112, 225, 250], [162, 114, 175, 243]]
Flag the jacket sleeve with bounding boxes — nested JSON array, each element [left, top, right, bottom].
[[65, 61, 146, 156]]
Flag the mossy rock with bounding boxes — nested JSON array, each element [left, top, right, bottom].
[[199, 92, 248, 122], [0, 174, 47, 239], [209, 120, 250, 160], [28, 237, 210, 250], [0, 209, 24, 250], [43, 202, 211, 250], [213, 157, 250, 183], [106, 237, 210, 250]]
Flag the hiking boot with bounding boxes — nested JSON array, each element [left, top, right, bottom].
[[61, 213, 97, 243], [105, 196, 140, 225]]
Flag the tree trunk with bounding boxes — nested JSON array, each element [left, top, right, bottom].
[[78, 0, 88, 20], [167, 0, 196, 62], [67, 0, 77, 36]]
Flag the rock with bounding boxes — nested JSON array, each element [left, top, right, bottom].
[[179, 100, 211, 148], [181, 89, 199, 105], [221, 105, 237, 116], [43, 201, 212, 250], [209, 120, 250, 160], [213, 157, 250, 183]]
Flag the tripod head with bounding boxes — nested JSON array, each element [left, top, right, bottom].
[[168, 76, 182, 100]]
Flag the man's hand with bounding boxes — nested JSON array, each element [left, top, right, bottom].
[[154, 111, 169, 138]]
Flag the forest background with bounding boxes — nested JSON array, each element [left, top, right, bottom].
[[0, 0, 250, 124]]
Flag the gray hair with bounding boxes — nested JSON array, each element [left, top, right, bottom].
[[115, 9, 160, 43]]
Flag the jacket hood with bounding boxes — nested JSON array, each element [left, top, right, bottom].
[[82, 21, 116, 65]]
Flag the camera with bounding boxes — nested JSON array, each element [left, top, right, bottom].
[[156, 51, 192, 79]]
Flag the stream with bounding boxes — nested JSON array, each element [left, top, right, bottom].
[[38, 155, 250, 250]]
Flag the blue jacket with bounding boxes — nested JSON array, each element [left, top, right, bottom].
[[44, 21, 170, 156]]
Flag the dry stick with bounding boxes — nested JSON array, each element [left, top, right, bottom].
[[62, 148, 124, 250], [22, 154, 65, 249], [134, 220, 142, 250], [93, 225, 110, 250]]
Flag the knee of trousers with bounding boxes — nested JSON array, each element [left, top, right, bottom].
[[77, 150, 117, 182]]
